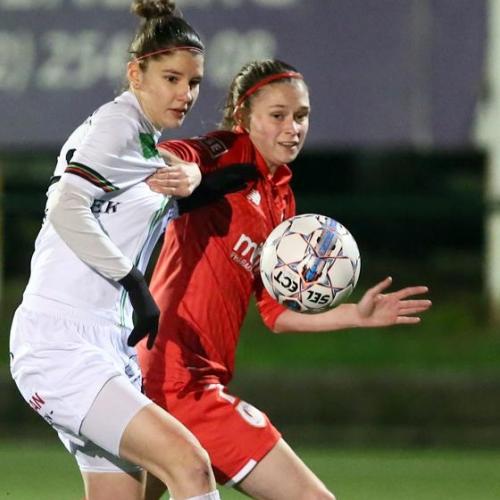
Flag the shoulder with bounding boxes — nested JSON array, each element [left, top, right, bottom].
[[161, 131, 257, 175], [80, 92, 158, 158], [161, 131, 254, 166], [92, 92, 144, 132], [193, 131, 255, 163], [181, 131, 240, 158]]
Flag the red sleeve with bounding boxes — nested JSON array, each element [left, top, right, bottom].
[[159, 131, 244, 174], [255, 286, 289, 331], [255, 188, 296, 330], [158, 140, 202, 164]]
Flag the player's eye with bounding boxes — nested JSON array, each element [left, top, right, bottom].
[[189, 78, 202, 89], [164, 75, 179, 83]]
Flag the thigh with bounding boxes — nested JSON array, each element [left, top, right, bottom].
[[237, 438, 334, 500], [82, 376, 204, 474], [165, 384, 281, 485], [80, 375, 151, 457], [10, 306, 123, 436], [59, 420, 143, 476], [119, 401, 212, 494]]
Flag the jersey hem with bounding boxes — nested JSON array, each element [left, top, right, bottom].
[[21, 294, 123, 327]]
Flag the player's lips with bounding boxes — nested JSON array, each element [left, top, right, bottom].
[[279, 141, 299, 149], [169, 108, 188, 118]]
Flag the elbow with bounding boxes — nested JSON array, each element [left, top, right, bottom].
[[46, 182, 91, 231], [267, 310, 295, 334], [268, 310, 294, 334], [259, 309, 294, 334], [260, 316, 285, 334], [270, 318, 287, 334], [46, 190, 65, 228]]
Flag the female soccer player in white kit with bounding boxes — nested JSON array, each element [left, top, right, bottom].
[[9, 1, 221, 499]]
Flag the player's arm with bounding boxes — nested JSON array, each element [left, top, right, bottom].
[[147, 146, 202, 197], [148, 139, 259, 212], [46, 176, 159, 348], [47, 113, 164, 347], [272, 277, 431, 333], [47, 113, 145, 280], [47, 177, 132, 279]]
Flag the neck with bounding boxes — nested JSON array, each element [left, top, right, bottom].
[[129, 87, 162, 132], [267, 163, 279, 176], [254, 146, 279, 176]]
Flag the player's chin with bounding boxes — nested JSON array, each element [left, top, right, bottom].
[[280, 150, 300, 164], [164, 119, 184, 129], [163, 114, 186, 129], [279, 145, 301, 163]]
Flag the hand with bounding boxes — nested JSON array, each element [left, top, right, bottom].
[[119, 267, 160, 349], [147, 149, 201, 198], [175, 163, 259, 214], [356, 277, 432, 327]]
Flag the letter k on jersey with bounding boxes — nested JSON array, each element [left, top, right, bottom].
[[91, 199, 121, 214]]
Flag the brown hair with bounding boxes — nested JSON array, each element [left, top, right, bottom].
[[129, 0, 203, 69], [221, 59, 305, 130]]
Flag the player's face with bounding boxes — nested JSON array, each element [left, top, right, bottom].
[[246, 81, 310, 173], [128, 51, 204, 130]]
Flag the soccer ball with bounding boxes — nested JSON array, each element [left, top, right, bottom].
[[259, 214, 361, 313]]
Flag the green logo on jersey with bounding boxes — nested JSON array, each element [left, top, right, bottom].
[[139, 133, 160, 159]]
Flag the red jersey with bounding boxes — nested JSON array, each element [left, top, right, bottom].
[[138, 131, 295, 393]]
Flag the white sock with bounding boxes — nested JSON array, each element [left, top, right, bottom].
[[184, 491, 221, 500]]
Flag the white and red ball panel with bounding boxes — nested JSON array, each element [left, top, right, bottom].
[[259, 214, 361, 313]]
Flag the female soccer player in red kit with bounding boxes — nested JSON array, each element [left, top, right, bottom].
[[138, 59, 432, 499]]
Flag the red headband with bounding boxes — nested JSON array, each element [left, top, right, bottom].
[[234, 71, 303, 111], [135, 45, 203, 62]]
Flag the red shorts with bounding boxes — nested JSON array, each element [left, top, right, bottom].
[[163, 383, 281, 485]]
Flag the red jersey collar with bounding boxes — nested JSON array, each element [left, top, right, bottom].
[[244, 134, 293, 187]]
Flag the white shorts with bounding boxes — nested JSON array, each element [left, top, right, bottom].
[[10, 302, 150, 472], [60, 375, 149, 473]]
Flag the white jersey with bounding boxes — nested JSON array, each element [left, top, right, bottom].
[[23, 91, 175, 328]]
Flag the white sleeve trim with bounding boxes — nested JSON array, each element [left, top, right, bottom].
[[46, 176, 133, 281]]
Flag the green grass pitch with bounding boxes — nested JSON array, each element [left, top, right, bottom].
[[1, 441, 499, 499]]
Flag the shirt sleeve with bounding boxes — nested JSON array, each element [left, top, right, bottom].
[[46, 174, 133, 281], [68, 110, 165, 198], [160, 133, 235, 174], [255, 190, 296, 329], [255, 283, 289, 331], [159, 140, 202, 164]]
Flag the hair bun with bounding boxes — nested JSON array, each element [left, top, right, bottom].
[[131, 0, 176, 20]]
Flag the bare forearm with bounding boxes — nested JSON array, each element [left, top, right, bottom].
[[273, 303, 363, 333], [272, 277, 432, 333]]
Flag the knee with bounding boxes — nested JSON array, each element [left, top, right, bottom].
[[181, 444, 212, 478], [165, 440, 213, 488], [145, 444, 214, 500]]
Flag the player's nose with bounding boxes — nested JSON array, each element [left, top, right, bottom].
[[284, 118, 301, 136], [176, 82, 193, 103]]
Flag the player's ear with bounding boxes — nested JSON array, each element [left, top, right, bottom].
[[234, 108, 250, 133], [127, 61, 142, 89]]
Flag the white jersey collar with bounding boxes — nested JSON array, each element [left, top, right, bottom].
[[116, 90, 162, 141]]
